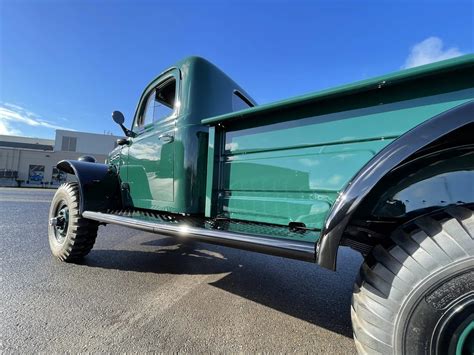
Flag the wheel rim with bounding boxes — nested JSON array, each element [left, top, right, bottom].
[[432, 294, 474, 355], [456, 321, 474, 355], [52, 200, 69, 244]]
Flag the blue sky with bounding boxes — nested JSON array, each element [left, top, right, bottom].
[[0, 0, 472, 139]]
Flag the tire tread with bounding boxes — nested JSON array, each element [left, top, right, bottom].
[[352, 206, 474, 354], [48, 182, 99, 262]]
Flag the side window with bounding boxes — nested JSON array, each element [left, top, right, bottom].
[[154, 78, 176, 120], [135, 77, 177, 130], [232, 91, 254, 111], [140, 91, 156, 128]]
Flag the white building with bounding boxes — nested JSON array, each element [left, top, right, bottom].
[[0, 130, 122, 187]]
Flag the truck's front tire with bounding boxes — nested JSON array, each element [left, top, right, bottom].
[[352, 206, 474, 354], [48, 182, 99, 261]]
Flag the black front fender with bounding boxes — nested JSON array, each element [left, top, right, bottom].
[[57, 160, 122, 213]]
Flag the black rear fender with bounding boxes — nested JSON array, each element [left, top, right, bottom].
[[365, 146, 473, 219], [56, 160, 122, 213], [317, 100, 474, 270]]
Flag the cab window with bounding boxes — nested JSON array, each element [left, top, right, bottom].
[[135, 77, 176, 129], [232, 90, 254, 111]]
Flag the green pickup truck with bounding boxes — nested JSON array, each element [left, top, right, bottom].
[[48, 55, 474, 354]]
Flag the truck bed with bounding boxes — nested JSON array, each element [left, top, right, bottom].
[[202, 55, 474, 241]]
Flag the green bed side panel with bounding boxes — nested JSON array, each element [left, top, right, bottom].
[[212, 90, 473, 243]]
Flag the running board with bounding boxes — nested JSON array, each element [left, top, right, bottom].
[[82, 211, 316, 262]]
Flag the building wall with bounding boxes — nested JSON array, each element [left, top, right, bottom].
[[54, 130, 118, 155], [0, 129, 122, 187], [0, 147, 108, 184], [0, 134, 54, 146]]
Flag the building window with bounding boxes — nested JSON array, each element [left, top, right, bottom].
[[28, 165, 45, 184], [61, 136, 77, 151]]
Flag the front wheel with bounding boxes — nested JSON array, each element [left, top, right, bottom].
[[352, 206, 474, 354], [48, 182, 99, 261]]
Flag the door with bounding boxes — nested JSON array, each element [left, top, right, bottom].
[[127, 72, 178, 210]]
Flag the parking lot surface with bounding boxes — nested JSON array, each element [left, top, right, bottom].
[[1, 187, 362, 353]]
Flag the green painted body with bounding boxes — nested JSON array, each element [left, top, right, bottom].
[[109, 57, 255, 214], [109, 55, 474, 244]]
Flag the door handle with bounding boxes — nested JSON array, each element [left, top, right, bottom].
[[158, 134, 174, 144]]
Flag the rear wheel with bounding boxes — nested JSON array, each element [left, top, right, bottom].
[[48, 182, 99, 261], [352, 206, 474, 354]]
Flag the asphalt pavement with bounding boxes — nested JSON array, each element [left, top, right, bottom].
[[0, 187, 362, 353]]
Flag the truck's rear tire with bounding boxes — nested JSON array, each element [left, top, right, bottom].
[[48, 182, 99, 261], [352, 206, 474, 355]]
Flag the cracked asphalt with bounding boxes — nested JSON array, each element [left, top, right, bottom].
[[1, 187, 362, 353]]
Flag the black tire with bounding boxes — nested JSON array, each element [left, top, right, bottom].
[[352, 206, 474, 355], [48, 182, 99, 261]]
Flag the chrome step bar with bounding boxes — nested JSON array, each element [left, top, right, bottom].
[[82, 211, 316, 262]]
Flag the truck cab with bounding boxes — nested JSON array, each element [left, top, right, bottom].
[[109, 57, 255, 214]]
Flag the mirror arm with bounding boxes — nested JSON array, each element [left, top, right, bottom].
[[120, 124, 136, 138]]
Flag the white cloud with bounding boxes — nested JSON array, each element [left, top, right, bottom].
[[0, 102, 75, 135], [0, 120, 22, 135], [403, 37, 464, 69]]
